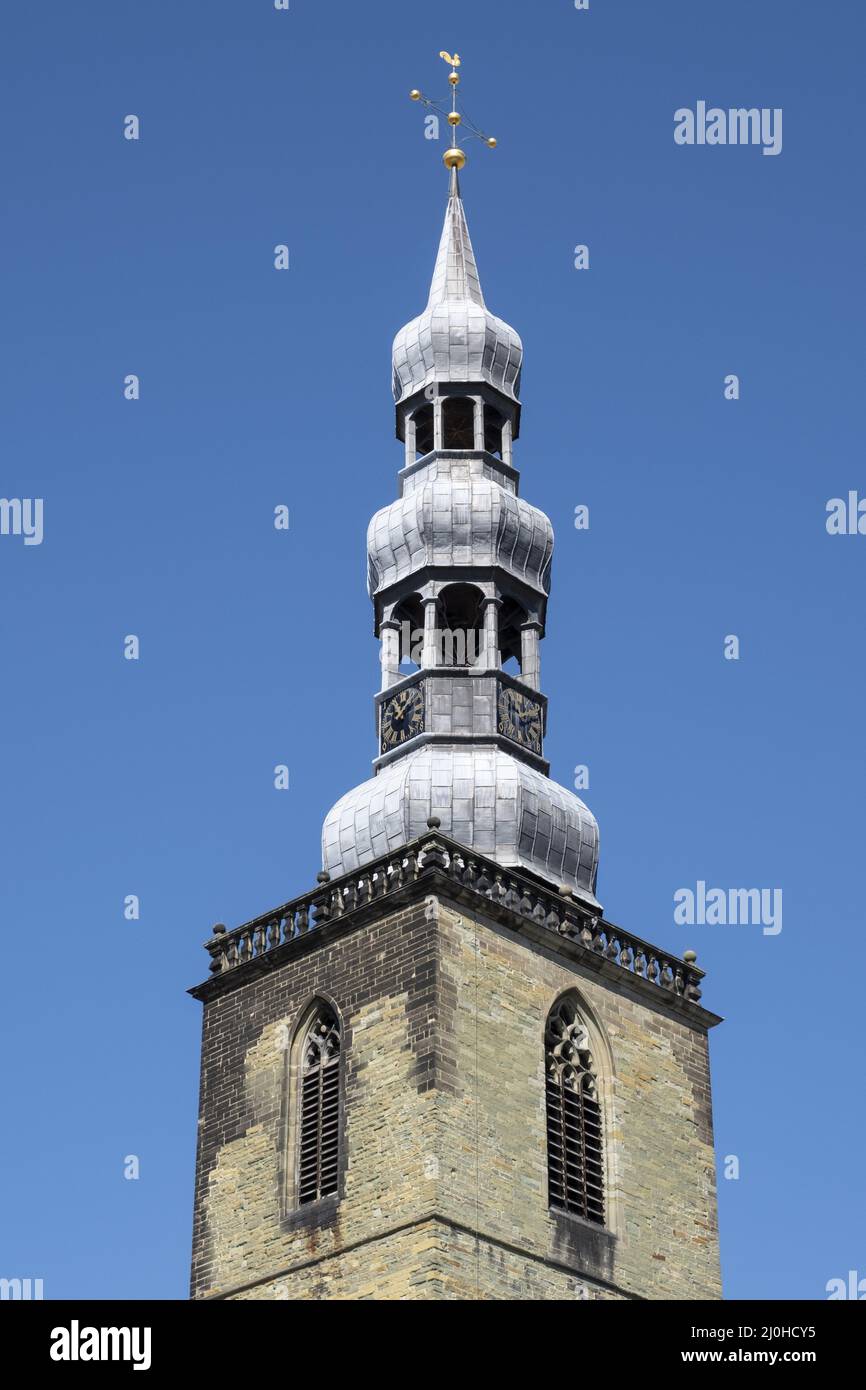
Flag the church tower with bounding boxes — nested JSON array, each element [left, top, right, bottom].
[[189, 73, 722, 1300]]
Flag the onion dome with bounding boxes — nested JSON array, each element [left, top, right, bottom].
[[391, 168, 523, 403], [322, 745, 600, 910], [367, 467, 553, 598]]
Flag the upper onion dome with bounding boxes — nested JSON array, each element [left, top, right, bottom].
[[391, 168, 523, 404]]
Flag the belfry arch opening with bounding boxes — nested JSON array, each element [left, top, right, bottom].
[[413, 404, 434, 458], [393, 594, 423, 672], [437, 583, 484, 667], [498, 597, 525, 675], [442, 397, 475, 450], [484, 405, 504, 458]]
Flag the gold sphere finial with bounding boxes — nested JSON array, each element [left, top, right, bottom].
[[443, 147, 467, 171], [486, 137, 497, 148], [409, 89, 421, 101], [448, 111, 461, 126], [449, 71, 460, 86]]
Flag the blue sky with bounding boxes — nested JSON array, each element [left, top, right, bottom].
[[1, 0, 863, 1300]]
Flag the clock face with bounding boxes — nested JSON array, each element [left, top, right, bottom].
[[380, 685, 425, 752], [497, 685, 543, 754]]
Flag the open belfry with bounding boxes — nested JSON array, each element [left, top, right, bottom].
[[189, 54, 722, 1301]]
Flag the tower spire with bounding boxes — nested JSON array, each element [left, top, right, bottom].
[[427, 167, 485, 308], [321, 57, 599, 906]]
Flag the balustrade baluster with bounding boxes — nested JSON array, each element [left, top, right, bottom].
[[683, 951, 702, 1001], [342, 880, 358, 913], [207, 924, 228, 974], [503, 879, 520, 911], [312, 872, 332, 926]]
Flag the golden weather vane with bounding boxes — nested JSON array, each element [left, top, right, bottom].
[[409, 51, 497, 171]]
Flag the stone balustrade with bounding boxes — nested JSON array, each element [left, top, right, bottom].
[[201, 825, 704, 1006]]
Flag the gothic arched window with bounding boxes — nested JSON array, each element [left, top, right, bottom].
[[545, 996, 605, 1224], [297, 1005, 341, 1205]]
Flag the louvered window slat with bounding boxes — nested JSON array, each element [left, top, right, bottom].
[[545, 1000, 605, 1226], [297, 1010, 342, 1205]]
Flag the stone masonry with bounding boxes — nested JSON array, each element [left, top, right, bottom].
[[189, 877, 721, 1301]]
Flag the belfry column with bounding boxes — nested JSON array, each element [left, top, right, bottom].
[[473, 397, 484, 451], [520, 621, 542, 690], [422, 595, 439, 669], [380, 619, 401, 690], [502, 417, 513, 467], [483, 597, 501, 670]]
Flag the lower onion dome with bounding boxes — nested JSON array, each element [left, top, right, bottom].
[[321, 745, 600, 910]]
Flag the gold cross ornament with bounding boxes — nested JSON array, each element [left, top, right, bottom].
[[409, 51, 497, 171]]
